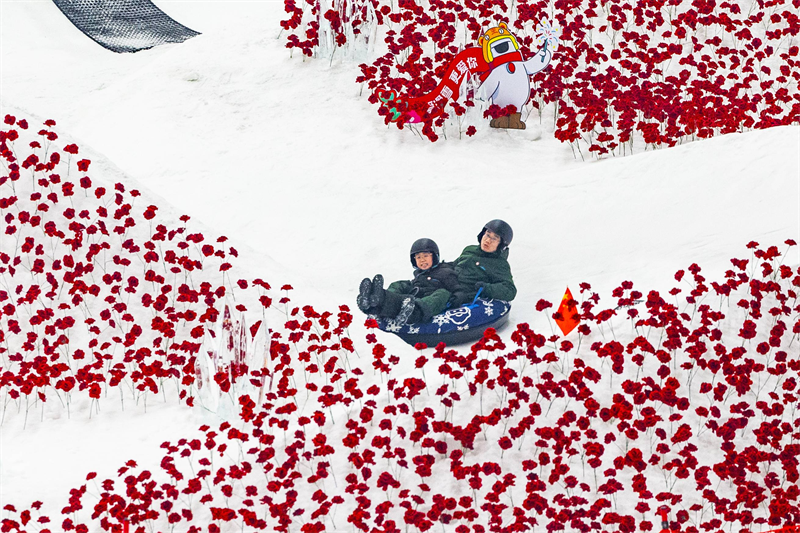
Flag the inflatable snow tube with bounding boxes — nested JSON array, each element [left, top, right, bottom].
[[376, 298, 511, 346]]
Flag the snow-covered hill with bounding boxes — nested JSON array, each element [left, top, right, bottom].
[[1, 0, 799, 528], [3, 1, 797, 303]]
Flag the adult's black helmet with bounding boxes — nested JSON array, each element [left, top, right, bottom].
[[478, 219, 513, 250], [410, 238, 440, 267]]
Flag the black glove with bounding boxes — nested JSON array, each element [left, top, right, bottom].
[[474, 282, 486, 291]]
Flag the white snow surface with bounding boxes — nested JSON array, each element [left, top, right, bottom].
[[1, 0, 799, 526]]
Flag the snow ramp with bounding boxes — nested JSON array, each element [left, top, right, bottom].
[[51, 0, 200, 53]]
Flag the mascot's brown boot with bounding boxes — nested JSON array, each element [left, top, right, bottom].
[[490, 115, 510, 129], [508, 112, 527, 130]]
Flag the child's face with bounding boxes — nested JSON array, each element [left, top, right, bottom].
[[480, 229, 501, 253], [414, 252, 434, 270]]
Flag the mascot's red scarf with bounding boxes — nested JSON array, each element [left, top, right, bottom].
[[398, 47, 524, 124]]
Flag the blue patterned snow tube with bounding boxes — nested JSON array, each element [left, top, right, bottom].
[[376, 298, 511, 346]]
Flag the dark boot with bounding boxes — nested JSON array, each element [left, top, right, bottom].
[[369, 274, 385, 308], [508, 112, 526, 130], [357, 278, 373, 313], [406, 305, 424, 325], [395, 296, 417, 325]]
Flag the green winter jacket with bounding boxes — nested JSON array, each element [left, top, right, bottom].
[[451, 245, 516, 305]]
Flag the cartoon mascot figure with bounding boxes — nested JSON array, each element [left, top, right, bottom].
[[478, 22, 553, 129], [377, 20, 560, 130]]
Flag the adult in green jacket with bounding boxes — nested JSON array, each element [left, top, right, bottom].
[[450, 219, 517, 306]]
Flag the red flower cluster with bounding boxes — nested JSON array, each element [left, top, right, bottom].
[[0, 117, 289, 416], [282, 0, 799, 148], [3, 117, 800, 533]]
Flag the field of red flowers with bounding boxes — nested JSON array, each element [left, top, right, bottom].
[[281, 0, 799, 146], [2, 117, 800, 532]]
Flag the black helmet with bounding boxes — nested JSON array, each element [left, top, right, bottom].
[[410, 238, 440, 268], [478, 219, 513, 250]]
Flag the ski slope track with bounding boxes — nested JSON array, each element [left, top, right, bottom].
[[0, 1, 799, 531]]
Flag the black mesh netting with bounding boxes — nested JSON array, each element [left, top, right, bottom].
[[52, 0, 200, 53]]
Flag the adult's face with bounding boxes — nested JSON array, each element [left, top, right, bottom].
[[480, 229, 501, 253]]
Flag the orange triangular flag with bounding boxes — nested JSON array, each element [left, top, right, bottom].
[[555, 287, 580, 336]]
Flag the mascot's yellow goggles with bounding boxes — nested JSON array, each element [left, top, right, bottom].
[[478, 22, 521, 63]]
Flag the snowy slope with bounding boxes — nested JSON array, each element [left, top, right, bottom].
[[1, 0, 799, 524], [2, 0, 797, 305]]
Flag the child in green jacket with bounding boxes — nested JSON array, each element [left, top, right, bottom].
[[357, 238, 459, 324], [450, 219, 517, 306]]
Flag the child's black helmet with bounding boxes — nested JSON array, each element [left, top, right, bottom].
[[410, 238, 440, 267], [478, 219, 513, 249]]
